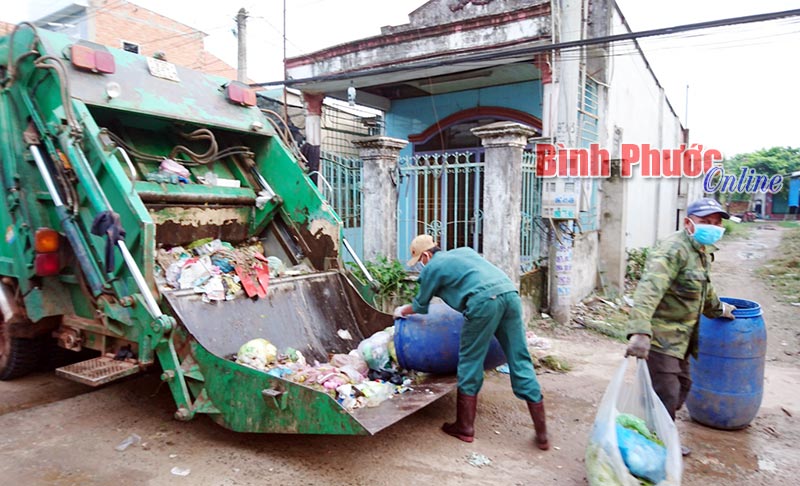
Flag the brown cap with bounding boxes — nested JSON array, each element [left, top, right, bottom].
[[407, 234, 436, 266]]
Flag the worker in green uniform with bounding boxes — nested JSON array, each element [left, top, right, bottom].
[[626, 198, 736, 455], [393, 235, 549, 450]]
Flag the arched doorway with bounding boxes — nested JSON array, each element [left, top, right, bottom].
[[398, 108, 542, 259]]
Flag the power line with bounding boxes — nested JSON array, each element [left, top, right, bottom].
[[251, 7, 800, 87]]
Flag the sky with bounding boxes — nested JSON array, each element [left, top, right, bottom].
[[3, 0, 799, 158]]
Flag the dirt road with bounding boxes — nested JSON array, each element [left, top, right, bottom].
[[0, 225, 797, 485]]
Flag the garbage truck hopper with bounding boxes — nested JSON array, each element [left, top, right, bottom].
[[0, 25, 455, 435]]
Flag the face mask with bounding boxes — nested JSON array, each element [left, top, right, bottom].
[[688, 220, 725, 245]]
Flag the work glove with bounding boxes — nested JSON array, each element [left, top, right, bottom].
[[625, 334, 651, 360], [393, 305, 410, 320], [721, 302, 737, 320]]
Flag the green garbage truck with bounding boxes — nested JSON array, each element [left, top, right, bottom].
[[0, 23, 454, 435]]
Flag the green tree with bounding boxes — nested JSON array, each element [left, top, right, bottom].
[[718, 146, 799, 203]]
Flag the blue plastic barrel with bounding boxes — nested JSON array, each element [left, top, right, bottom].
[[394, 303, 507, 374], [686, 297, 767, 430]]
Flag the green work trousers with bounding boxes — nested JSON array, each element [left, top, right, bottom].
[[458, 291, 542, 402]]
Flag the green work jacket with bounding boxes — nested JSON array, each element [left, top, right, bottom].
[[412, 247, 517, 318], [627, 230, 725, 359]]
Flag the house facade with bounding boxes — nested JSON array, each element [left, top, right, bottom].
[[281, 0, 703, 322]]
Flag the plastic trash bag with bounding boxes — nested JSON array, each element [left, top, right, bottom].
[[586, 359, 682, 486], [616, 424, 666, 483], [357, 330, 393, 370], [236, 338, 278, 370]]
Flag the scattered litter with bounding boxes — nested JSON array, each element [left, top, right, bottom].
[[622, 295, 635, 307], [169, 454, 178, 459], [494, 430, 501, 435], [201, 171, 241, 188], [466, 452, 492, 468], [541, 313, 550, 319], [597, 297, 618, 309], [337, 329, 353, 340], [495, 364, 510, 374], [170, 466, 191, 477], [781, 407, 793, 417], [791, 303, 800, 307], [758, 458, 778, 473], [160, 158, 191, 179], [526, 331, 551, 350], [114, 433, 141, 452]]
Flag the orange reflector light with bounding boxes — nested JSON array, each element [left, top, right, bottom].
[[34, 253, 61, 276], [70, 44, 116, 74], [226, 82, 257, 106], [34, 228, 60, 253]]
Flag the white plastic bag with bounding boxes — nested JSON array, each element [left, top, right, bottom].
[[357, 330, 392, 370], [586, 359, 682, 486]]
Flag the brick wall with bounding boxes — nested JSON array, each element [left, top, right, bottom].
[[90, 0, 237, 79], [0, 21, 14, 36]]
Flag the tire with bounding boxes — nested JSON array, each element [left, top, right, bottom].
[[0, 335, 41, 380]]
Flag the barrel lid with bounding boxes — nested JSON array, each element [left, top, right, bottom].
[[720, 297, 762, 318]]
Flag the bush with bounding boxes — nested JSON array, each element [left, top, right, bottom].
[[626, 247, 649, 282], [348, 255, 419, 312]]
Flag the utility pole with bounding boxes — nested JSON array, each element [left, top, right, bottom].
[[236, 8, 248, 83], [283, 0, 289, 122], [684, 84, 689, 128]]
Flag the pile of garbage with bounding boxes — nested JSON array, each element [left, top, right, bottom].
[[234, 327, 415, 411], [155, 238, 310, 303]]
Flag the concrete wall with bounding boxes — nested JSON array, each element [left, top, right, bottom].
[[605, 6, 701, 250], [287, 4, 550, 80], [570, 231, 599, 304], [387, 0, 549, 33]]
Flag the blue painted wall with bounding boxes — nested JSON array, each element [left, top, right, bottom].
[[789, 175, 800, 207], [386, 81, 543, 156]]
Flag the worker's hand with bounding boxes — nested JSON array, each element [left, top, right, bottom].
[[625, 334, 651, 360], [721, 302, 737, 320], [393, 304, 411, 319]]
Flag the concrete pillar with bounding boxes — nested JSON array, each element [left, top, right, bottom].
[[549, 223, 574, 325], [599, 159, 628, 296], [471, 122, 537, 286], [301, 92, 323, 184], [352, 136, 407, 261]]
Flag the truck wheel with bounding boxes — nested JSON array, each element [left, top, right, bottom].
[[0, 320, 41, 380]]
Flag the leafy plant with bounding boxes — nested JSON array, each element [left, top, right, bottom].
[[625, 247, 650, 282], [348, 255, 419, 312]]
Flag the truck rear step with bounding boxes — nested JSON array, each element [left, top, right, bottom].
[[56, 356, 140, 386]]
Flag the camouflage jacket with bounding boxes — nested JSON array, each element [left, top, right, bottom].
[[627, 230, 725, 359]]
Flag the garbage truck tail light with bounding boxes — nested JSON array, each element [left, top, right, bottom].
[[34, 228, 61, 276], [34, 253, 61, 277], [34, 228, 60, 253], [71, 44, 116, 74], [226, 82, 256, 106]]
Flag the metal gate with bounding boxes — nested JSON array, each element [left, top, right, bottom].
[[397, 150, 485, 264], [318, 151, 363, 263]]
